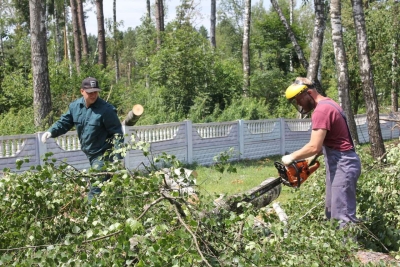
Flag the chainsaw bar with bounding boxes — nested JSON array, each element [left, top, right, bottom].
[[239, 177, 283, 203], [212, 177, 283, 213]]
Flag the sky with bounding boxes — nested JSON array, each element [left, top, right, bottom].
[[85, 0, 211, 35]]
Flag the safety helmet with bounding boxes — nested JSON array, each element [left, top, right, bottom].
[[285, 80, 309, 100], [285, 79, 316, 115]]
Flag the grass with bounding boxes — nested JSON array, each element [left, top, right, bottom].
[[190, 155, 297, 204], [187, 140, 399, 206]]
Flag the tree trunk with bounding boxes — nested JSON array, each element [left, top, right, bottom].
[[113, 0, 119, 82], [351, 0, 385, 158], [29, 0, 52, 128], [77, 0, 89, 60], [54, 8, 62, 63], [96, 0, 106, 68], [70, 0, 81, 73], [270, 0, 308, 70], [155, 0, 164, 49], [391, 1, 399, 113], [289, 0, 293, 72], [242, 0, 251, 97], [307, 0, 325, 95], [146, 0, 151, 19], [64, 3, 73, 76], [210, 0, 216, 48], [330, 0, 359, 145]]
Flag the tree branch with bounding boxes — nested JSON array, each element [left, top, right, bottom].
[[173, 205, 212, 267]]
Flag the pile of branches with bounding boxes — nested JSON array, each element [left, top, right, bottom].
[[0, 138, 399, 266]]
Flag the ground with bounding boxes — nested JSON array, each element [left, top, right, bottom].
[[355, 251, 400, 265]]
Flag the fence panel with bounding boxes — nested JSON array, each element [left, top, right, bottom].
[[379, 115, 395, 140], [46, 132, 90, 170], [123, 122, 188, 169], [0, 134, 39, 171], [1, 115, 400, 173], [242, 119, 282, 159], [283, 119, 312, 153], [354, 115, 369, 143], [192, 121, 239, 165]]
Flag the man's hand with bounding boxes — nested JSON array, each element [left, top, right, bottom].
[[305, 154, 319, 165], [281, 154, 294, 166], [41, 132, 52, 143]]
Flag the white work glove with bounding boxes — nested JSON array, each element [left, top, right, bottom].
[[281, 154, 294, 166], [41, 132, 52, 143]]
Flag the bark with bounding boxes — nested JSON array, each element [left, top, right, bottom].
[[113, 0, 119, 81], [392, 42, 399, 112], [77, 0, 89, 60], [155, 0, 164, 49], [351, 0, 385, 158], [242, 0, 251, 97], [96, 0, 106, 68], [146, 0, 151, 19], [54, 8, 62, 63], [289, 0, 294, 72], [64, 3, 72, 76], [307, 0, 325, 95], [391, 1, 399, 113], [29, 0, 52, 128], [70, 0, 81, 73], [210, 0, 216, 48], [330, 0, 359, 145], [270, 0, 308, 70], [271, 0, 324, 102]]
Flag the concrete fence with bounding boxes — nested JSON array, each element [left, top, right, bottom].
[[0, 114, 398, 172]]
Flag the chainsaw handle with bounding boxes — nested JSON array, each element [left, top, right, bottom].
[[303, 154, 320, 166]]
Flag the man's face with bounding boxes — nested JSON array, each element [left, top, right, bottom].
[[294, 90, 315, 114], [81, 89, 99, 106]]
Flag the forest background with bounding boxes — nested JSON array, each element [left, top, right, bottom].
[[1, 0, 398, 137], [1, 0, 400, 265]]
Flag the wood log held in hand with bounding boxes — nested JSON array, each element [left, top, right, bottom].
[[122, 104, 144, 126]]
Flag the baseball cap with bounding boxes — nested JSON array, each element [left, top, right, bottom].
[[81, 77, 101, 93]]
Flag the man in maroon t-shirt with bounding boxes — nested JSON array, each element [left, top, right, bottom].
[[282, 77, 361, 229]]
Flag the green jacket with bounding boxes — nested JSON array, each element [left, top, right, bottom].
[[48, 97, 123, 159]]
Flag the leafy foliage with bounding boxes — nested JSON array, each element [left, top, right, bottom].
[[1, 139, 399, 265], [356, 142, 400, 252], [148, 25, 242, 120], [0, 107, 35, 135]]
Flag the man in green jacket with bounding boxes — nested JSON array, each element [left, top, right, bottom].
[[41, 77, 123, 202]]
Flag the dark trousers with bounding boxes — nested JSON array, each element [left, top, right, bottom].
[[87, 154, 112, 203]]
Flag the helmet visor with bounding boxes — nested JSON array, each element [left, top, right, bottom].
[[288, 91, 315, 115]]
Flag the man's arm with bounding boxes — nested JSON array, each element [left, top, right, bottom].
[[104, 107, 124, 157], [282, 129, 326, 165], [47, 108, 75, 138]]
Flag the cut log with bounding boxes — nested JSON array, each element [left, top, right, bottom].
[[122, 104, 144, 126], [272, 202, 288, 238], [272, 202, 288, 225]]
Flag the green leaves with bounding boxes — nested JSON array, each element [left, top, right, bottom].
[[1, 143, 400, 265]]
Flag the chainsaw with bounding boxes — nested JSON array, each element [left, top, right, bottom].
[[274, 154, 320, 188], [214, 155, 320, 212]]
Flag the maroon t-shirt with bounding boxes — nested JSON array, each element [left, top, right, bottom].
[[312, 98, 353, 151]]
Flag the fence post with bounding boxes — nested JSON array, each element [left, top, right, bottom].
[[280, 118, 286, 155], [238, 120, 244, 159], [185, 120, 193, 164], [122, 125, 131, 169], [36, 132, 48, 165]]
